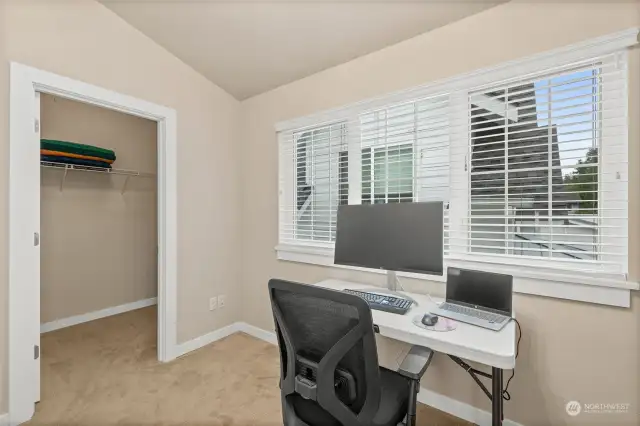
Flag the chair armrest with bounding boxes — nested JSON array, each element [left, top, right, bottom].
[[397, 346, 434, 381]]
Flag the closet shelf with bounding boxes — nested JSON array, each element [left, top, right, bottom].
[[40, 160, 155, 194]]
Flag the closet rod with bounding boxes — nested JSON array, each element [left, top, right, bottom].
[[40, 160, 155, 193], [40, 160, 155, 178]]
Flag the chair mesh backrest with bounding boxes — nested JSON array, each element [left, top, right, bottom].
[[269, 279, 382, 425]]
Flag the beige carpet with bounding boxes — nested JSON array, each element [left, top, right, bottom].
[[28, 306, 473, 425]]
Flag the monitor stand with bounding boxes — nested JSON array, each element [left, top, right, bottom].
[[361, 270, 419, 307], [387, 270, 399, 292]]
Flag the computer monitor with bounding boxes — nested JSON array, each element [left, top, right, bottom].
[[334, 202, 444, 290]]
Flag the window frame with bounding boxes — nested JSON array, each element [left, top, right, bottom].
[[275, 29, 639, 307], [448, 55, 628, 276], [287, 122, 348, 245]]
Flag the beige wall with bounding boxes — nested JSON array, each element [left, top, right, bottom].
[[0, 0, 8, 415], [40, 94, 157, 323], [0, 0, 242, 414], [1, 0, 639, 423], [239, 2, 640, 425]]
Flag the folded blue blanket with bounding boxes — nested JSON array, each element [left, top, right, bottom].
[[41, 155, 112, 169]]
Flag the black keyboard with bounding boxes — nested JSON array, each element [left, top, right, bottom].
[[343, 289, 412, 315]]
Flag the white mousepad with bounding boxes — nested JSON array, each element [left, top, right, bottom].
[[412, 314, 458, 332]]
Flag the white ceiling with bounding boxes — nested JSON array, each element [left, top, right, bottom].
[[101, 0, 502, 100]]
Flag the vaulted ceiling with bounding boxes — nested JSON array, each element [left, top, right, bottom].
[[100, 0, 503, 100]]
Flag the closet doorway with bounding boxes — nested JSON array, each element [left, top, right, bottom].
[[8, 63, 178, 425]]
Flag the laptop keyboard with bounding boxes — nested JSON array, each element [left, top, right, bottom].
[[440, 303, 507, 323]]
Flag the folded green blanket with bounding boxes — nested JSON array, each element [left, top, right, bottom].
[[41, 139, 116, 161]]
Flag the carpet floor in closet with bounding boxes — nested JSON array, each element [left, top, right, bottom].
[[27, 306, 473, 425]]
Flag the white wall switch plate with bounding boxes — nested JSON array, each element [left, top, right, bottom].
[[218, 295, 226, 308], [209, 297, 218, 311]]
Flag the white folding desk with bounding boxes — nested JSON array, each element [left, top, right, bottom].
[[314, 279, 516, 426]]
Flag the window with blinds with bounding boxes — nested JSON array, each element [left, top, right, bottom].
[[279, 122, 347, 244], [449, 54, 628, 274], [361, 144, 414, 204], [279, 97, 451, 246], [278, 49, 629, 278], [359, 97, 451, 252], [359, 96, 450, 205]]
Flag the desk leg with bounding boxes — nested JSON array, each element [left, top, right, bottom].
[[492, 367, 503, 426]]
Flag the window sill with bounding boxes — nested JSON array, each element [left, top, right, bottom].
[[275, 243, 638, 308]]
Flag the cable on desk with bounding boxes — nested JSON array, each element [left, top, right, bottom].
[[396, 276, 442, 307], [502, 318, 522, 401], [395, 276, 406, 291], [426, 293, 442, 307]]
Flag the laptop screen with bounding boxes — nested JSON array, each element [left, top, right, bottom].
[[446, 268, 513, 315]]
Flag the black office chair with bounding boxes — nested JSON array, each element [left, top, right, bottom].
[[268, 279, 433, 426]]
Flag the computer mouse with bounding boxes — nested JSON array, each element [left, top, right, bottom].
[[421, 313, 439, 327]]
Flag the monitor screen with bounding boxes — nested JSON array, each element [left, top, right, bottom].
[[446, 268, 513, 315], [334, 202, 443, 275]]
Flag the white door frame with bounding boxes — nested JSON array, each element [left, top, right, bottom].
[[8, 62, 179, 424]]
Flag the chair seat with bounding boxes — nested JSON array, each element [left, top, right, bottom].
[[291, 367, 410, 426]]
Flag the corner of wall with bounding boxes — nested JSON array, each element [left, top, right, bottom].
[[0, 0, 9, 414]]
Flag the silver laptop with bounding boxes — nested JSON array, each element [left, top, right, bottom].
[[430, 267, 513, 331]]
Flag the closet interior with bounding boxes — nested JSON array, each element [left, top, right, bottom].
[[39, 93, 158, 342]]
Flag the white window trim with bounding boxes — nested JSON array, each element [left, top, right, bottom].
[[275, 28, 640, 308]]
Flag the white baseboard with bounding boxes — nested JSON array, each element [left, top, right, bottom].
[[237, 322, 278, 344], [174, 322, 278, 358], [40, 297, 157, 334], [418, 389, 523, 426], [175, 322, 242, 358], [0, 412, 7, 426]]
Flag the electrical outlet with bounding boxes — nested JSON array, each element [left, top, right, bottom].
[[209, 297, 218, 311], [218, 295, 226, 308]]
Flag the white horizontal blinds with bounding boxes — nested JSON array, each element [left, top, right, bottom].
[[279, 122, 348, 244], [359, 95, 451, 250], [450, 53, 628, 273], [360, 96, 450, 204]]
